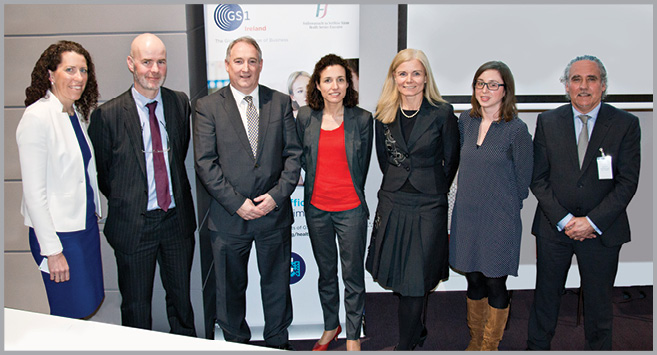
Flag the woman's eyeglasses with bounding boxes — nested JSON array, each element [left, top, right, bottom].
[[475, 81, 505, 91]]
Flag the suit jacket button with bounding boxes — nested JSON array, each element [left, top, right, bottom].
[[578, 183, 583, 188], [254, 164, 259, 168], [405, 166, 410, 171]]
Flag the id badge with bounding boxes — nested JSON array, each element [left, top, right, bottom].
[[597, 148, 613, 180]]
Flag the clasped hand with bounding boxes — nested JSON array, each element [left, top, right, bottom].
[[564, 217, 596, 242], [236, 194, 276, 220]]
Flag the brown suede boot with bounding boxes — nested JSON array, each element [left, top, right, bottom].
[[480, 305, 509, 351], [465, 297, 489, 351]]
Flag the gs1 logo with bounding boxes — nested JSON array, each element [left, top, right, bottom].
[[214, 4, 250, 31], [290, 252, 306, 285]]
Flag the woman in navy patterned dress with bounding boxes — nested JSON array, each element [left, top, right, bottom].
[[449, 61, 533, 350]]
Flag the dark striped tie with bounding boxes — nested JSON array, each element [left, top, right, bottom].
[[146, 101, 171, 211]]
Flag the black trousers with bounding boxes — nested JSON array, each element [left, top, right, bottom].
[[306, 204, 367, 340], [114, 208, 196, 336], [527, 235, 621, 350], [210, 226, 292, 347]]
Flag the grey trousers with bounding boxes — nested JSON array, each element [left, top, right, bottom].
[[305, 204, 368, 340]]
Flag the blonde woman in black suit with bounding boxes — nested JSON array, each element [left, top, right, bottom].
[[296, 54, 373, 351], [366, 48, 460, 350]]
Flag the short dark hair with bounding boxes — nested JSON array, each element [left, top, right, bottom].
[[307, 54, 358, 111], [25, 40, 99, 120], [225, 36, 262, 62], [469, 61, 517, 122]]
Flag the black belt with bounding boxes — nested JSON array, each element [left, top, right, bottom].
[[144, 207, 176, 217]]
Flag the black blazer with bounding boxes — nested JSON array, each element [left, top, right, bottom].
[[531, 103, 641, 247], [88, 87, 196, 253], [193, 85, 302, 235], [375, 99, 460, 194], [295, 105, 374, 215]]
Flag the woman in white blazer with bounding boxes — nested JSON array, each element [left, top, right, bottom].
[[16, 40, 104, 318]]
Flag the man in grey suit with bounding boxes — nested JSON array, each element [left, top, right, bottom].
[[193, 36, 301, 349], [88, 33, 196, 336], [527, 55, 641, 350]]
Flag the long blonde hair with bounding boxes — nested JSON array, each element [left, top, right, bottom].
[[375, 48, 446, 124]]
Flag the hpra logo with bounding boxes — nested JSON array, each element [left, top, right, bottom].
[[214, 4, 244, 31], [290, 252, 306, 285], [315, 4, 328, 19]]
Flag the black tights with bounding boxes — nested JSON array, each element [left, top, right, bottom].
[[396, 292, 428, 350], [465, 272, 509, 309]]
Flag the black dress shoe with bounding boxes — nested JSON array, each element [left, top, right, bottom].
[[272, 342, 295, 351], [411, 327, 428, 350]]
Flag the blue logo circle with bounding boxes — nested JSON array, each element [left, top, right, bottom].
[[214, 4, 244, 32], [290, 252, 306, 285]]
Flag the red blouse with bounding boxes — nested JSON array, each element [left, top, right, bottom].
[[311, 123, 361, 212]]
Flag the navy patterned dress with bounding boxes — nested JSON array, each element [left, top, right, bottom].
[[449, 110, 533, 277], [29, 112, 104, 318]]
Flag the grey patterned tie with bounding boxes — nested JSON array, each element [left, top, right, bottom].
[[244, 96, 258, 158], [577, 114, 590, 168]]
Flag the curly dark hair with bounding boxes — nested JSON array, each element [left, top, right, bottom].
[[25, 40, 99, 120], [307, 54, 358, 111]]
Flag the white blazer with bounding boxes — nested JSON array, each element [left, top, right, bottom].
[[16, 91, 102, 256]]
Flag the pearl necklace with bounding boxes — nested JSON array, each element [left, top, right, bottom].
[[399, 103, 420, 118]]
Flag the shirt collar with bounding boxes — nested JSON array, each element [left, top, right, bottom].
[[229, 84, 259, 105], [572, 102, 602, 122], [132, 86, 163, 110]]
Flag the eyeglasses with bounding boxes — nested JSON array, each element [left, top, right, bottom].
[[141, 122, 171, 154], [143, 145, 170, 154], [475, 81, 505, 91]]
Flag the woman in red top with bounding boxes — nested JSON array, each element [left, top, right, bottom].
[[296, 54, 373, 351]]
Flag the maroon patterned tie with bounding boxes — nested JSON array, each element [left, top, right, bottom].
[[146, 101, 171, 211]]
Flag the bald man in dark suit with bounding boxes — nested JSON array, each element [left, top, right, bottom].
[[88, 33, 196, 336]]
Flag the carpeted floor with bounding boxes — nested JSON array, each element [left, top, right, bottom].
[[262, 285, 652, 351]]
